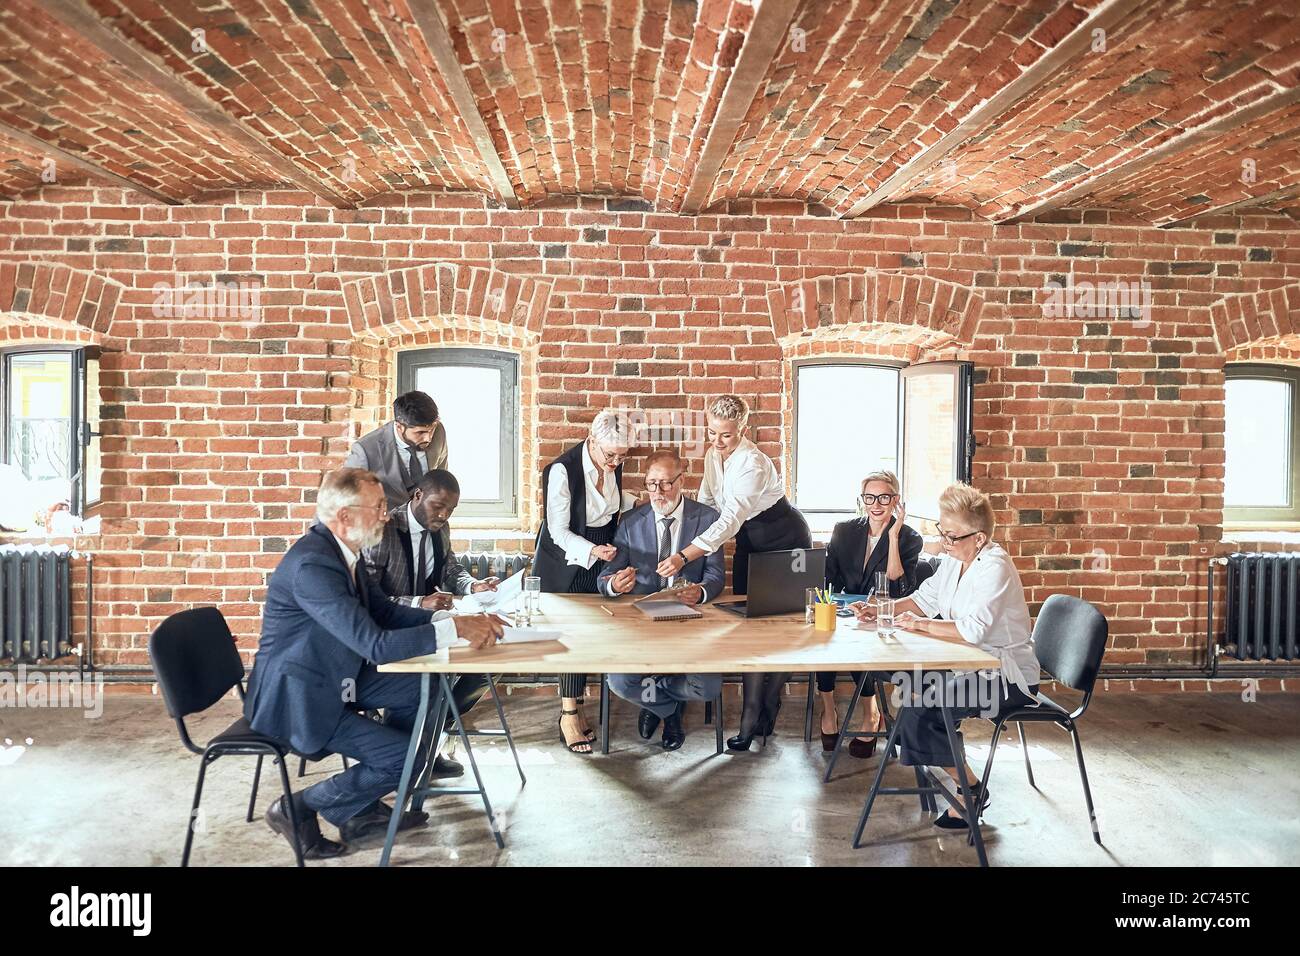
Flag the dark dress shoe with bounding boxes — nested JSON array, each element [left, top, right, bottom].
[[638, 707, 662, 740], [933, 782, 990, 830], [430, 754, 463, 778], [848, 736, 877, 759], [661, 707, 685, 751], [265, 796, 347, 860], [338, 801, 429, 843]]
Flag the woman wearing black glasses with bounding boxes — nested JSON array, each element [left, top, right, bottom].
[[817, 471, 923, 756], [851, 482, 1040, 829]]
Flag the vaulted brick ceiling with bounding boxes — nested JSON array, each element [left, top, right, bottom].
[[0, 0, 1297, 226]]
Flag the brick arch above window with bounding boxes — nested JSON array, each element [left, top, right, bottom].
[[766, 271, 986, 348], [341, 263, 553, 340], [0, 260, 123, 344], [1210, 283, 1300, 353]]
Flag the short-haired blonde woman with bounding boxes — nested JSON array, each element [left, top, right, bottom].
[[534, 409, 632, 755], [818, 470, 924, 757], [852, 482, 1040, 828], [657, 395, 812, 751]]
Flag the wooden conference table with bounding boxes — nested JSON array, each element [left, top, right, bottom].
[[376, 593, 1000, 866]]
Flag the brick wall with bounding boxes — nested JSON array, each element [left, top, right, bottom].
[[0, 187, 1297, 672]]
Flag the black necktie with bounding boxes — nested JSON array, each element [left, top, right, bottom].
[[406, 444, 424, 486], [415, 530, 431, 597], [658, 516, 675, 589]]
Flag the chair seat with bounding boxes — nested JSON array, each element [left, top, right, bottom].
[[1001, 692, 1070, 723], [208, 716, 291, 752]]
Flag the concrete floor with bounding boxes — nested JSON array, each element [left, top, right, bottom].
[[2, 687, 1297, 867]]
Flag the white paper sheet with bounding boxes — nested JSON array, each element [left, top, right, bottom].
[[460, 567, 525, 610], [448, 627, 562, 648]]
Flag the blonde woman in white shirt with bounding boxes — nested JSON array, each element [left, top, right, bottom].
[[657, 395, 812, 751], [852, 482, 1040, 829], [533, 409, 632, 755]]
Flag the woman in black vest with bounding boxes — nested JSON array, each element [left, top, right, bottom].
[[818, 471, 923, 757], [654, 395, 812, 751], [534, 409, 630, 755]]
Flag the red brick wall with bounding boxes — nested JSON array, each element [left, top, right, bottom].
[[1, 187, 1297, 671]]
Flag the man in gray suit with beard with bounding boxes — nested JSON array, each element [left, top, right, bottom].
[[362, 468, 499, 778], [345, 391, 449, 511]]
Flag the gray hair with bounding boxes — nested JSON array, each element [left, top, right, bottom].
[[316, 467, 381, 524], [707, 394, 749, 428], [589, 408, 631, 446]]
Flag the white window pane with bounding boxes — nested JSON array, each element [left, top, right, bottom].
[[7, 352, 73, 483], [902, 370, 957, 521], [796, 365, 898, 511], [415, 365, 501, 500], [1225, 378, 1290, 508]]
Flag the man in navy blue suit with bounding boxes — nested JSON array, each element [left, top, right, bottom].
[[245, 467, 505, 858], [597, 449, 726, 751]]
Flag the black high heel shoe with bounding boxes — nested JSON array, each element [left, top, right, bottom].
[[727, 710, 767, 752]]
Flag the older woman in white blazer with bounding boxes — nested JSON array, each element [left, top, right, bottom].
[[853, 482, 1040, 830]]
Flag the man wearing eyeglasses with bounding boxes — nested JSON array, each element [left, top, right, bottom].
[[597, 449, 726, 751]]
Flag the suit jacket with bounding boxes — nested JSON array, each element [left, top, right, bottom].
[[824, 516, 924, 597], [597, 499, 726, 601], [244, 523, 448, 754], [344, 420, 449, 511], [361, 503, 475, 604]]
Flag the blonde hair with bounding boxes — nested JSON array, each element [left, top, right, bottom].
[[938, 482, 995, 538], [707, 395, 749, 428], [589, 408, 631, 446], [860, 470, 900, 495], [317, 468, 381, 524]]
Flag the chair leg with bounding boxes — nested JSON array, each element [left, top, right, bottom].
[[1068, 723, 1102, 846], [803, 675, 815, 742], [713, 692, 724, 755], [247, 754, 264, 822], [704, 699, 713, 725], [297, 755, 307, 779], [600, 674, 610, 755], [274, 754, 306, 867], [978, 719, 1007, 823], [181, 755, 212, 867], [1016, 722, 1036, 788]]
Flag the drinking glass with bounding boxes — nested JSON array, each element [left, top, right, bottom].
[[805, 588, 817, 624], [877, 596, 896, 637], [874, 570, 889, 599], [523, 576, 541, 624]]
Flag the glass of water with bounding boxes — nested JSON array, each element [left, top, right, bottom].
[[877, 596, 895, 637], [874, 570, 889, 599], [523, 575, 541, 624]]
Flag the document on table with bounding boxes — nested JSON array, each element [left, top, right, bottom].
[[455, 567, 525, 612], [448, 627, 563, 648]]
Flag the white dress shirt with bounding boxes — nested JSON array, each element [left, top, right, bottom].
[[691, 436, 786, 554], [404, 509, 471, 606], [331, 531, 359, 574], [332, 526, 454, 642], [546, 442, 627, 569], [909, 542, 1040, 695]]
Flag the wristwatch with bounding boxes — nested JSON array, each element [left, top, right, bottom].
[[675, 550, 688, 566]]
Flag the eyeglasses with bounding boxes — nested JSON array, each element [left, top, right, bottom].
[[591, 441, 629, 465], [348, 501, 389, 519], [936, 527, 979, 545], [644, 473, 683, 492], [858, 494, 896, 506]]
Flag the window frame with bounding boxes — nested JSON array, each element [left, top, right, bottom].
[[1224, 362, 1300, 524], [792, 358, 906, 523], [396, 346, 520, 521], [0, 345, 100, 518]]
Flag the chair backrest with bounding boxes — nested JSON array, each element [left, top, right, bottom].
[[1031, 594, 1108, 694], [148, 607, 245, 720], [912, 559, 938, 589]]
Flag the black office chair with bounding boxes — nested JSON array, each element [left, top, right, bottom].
[[975, 593, 1108, 845], [148, 606, 306, 867], [599, 674, 725, 755], [803, 559, 939, 742]]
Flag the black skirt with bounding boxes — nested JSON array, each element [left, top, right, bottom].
[[732, 496, 812, 595], [567, 520, 618, 594]]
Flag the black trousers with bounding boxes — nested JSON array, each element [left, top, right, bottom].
[[732, 496, 812, 595], [893, 672, 1039, 768], [558, 520, 617, 699]]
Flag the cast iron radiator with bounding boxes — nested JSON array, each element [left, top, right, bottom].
[[0, 547, 75, 662], [1224, 552, 1300, 661], [461, 551, 529, 581]]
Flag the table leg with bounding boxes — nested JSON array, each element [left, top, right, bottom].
[[851, 714, 904, 849], [410, 679, 451, 815], [380, 672, 434, 868], [443, 673, 505, 849], [824, 671, 868, 783], [939, 691, 988, 868]]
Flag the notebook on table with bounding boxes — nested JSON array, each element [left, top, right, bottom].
[[633, 583, 704, 621]]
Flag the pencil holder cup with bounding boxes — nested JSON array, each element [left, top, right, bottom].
[[813, 602, 837, 632]]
